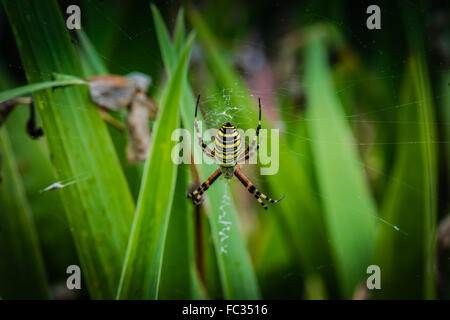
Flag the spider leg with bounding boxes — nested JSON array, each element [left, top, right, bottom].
[[242, 142, 260, 162], [187, 168, 222, 205], [234, 167, 284, 210], [238, 97, 262, 163], [26, 101, 44, 139], [194, 94, 215, 159]]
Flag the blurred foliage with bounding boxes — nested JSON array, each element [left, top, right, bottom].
[[0, 0, 448, 300], [0, 126, 50, 299], [3, 0, 135, 299]]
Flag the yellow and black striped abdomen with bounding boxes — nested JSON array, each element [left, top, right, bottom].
[[214, 122, 242, 167]]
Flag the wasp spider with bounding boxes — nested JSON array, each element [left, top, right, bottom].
[[187, 95, 284, 210]]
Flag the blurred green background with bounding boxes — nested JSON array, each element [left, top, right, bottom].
[[0, 0, 449, 300]]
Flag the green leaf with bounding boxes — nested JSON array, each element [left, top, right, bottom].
[[409, 52, 437, 299], [0, 62, 79, 288], [441, 71, 450, 188], [152, 4, 260, 299], [373, 57, 438, 300], [0, 78, 87, 103], [200, 211, 223, 299], [76, 30, 108, 76], [304, 34, 378, 297], [76, 30, 144, 200], [0, 128, 50, 299], [116, 32, 195, 300], [409, 48, 438, 304], [151, 5, 177, 75], [158, 7, 204, 300], [187, 6, 333, 294], [159, 165, 204, 299], [3, 0, 135, 299], [373, 4, 438, 299], [174, 7, 186, 54]]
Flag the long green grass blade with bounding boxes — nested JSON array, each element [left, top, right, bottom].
[[152, 4, 260, 299], [158, 9, 204, 299], [158, 165, 203, 299], [187, 6, 333, 293], [174, 7, 186, 54], [378, 3, 438, 299], [442, 71, 450, 184], [76, 30, 144, 200], [77, 30, 108, 76], [0, 128, 50, 299], [304, 33, 378, 297], [411, 56, 438, 300], [152, 5, 177, 75], [0, 63, 79, 290], [3, 0, 135, 299], [372, 15, 438, 296], [117, 32, 195, 299], [0, 79, 86, 103], [373, 55, 437, 299]]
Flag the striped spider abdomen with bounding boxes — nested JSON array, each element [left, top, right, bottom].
[[214, 122, 243, 170]]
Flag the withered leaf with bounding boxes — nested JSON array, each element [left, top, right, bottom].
[[89, 75, 136, 111], [126, 72, 152, 92], [89, 73, 158, 163], [126, 92, 155, 163]]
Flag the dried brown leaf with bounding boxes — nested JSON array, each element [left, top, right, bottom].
[[89, 75, 136, 111], [126, 92, 155, 163]]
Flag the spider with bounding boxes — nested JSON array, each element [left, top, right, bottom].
[[187, 95, 285, 210]]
